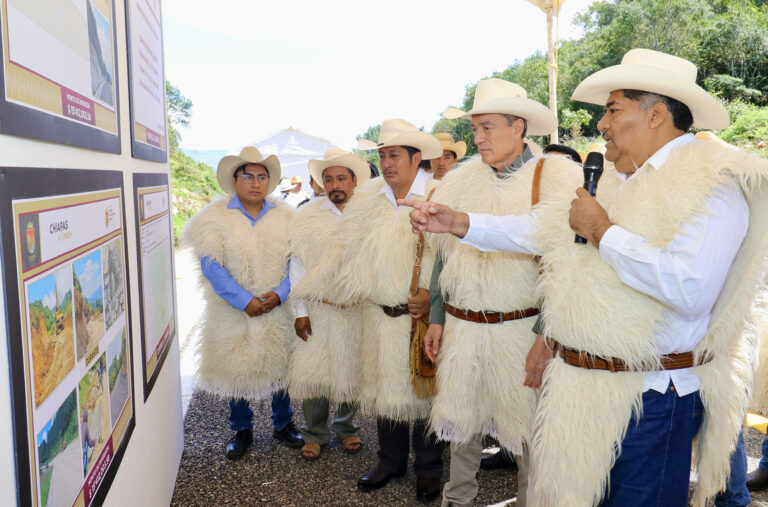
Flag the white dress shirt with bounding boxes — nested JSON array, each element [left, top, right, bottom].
[[289, 198, 344, 318], [461, 134, 749, 396], [381, 169, 429, 209]]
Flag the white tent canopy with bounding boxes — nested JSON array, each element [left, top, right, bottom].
[[242, 127, 339, 194]]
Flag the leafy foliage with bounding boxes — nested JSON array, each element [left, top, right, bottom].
[[166, 82, 222, 245], [354, 124, 381, 168], [37, 390, 78, 467]]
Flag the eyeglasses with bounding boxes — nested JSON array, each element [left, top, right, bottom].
[[238, 173, 269, 184]]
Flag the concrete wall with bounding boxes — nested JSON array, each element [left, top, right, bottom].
[[0, 1, 183, 505]]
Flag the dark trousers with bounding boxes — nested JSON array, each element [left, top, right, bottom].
[[228, 390, 293, 432], [376, 417, 444, 479]]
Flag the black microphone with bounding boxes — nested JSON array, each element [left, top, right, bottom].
[[575, 152, 604, 244]]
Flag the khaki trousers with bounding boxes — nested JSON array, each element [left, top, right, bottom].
[[441, 434, 534, 506]]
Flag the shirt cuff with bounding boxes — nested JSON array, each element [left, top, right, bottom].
[[460, 213, 488, 249], [293, 300, 309, 319], [429, 301, 446, 326], [273, 272, 291, 304], [598, 225, 632, 266], [231, 287, 255, 311]]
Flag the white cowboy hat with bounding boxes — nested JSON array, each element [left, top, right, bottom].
[[217, 147, 281, 195], [443, 78, 558, 136], [434, 133, 467, 159], [571, 48, 729, 129], [276, 178, 294, 193], [309, 148, 371, 187], [357, 118, 443, 160]]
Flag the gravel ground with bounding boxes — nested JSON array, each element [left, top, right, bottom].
[[172, 389, 768, 506]]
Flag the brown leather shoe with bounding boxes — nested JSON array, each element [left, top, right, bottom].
[[416, 475, 441, 501], [747, 467, 768, 491], [357, 466, 406, 491]]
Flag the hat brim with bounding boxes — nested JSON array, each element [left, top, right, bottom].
[[440, 140, 467, 160], [308, 153, 371, 189], [443, 97, 558, 136], [373, 131, 443, 160], [571, 64, 730, 129], [217, 153, 281, 195]]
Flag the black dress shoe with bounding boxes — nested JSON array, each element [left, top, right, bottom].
[[747, 467, 768, 491], [273, 421, 304, 448], [416, 475, 441, 501], [358, 467, 406, 491], [225, 429, 253, 460], [480, 449, 517, 471]]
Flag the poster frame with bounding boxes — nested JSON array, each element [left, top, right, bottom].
[[0, 167, 136, 507], [0, 0, 122, 153], [132, 172, 176, 400], [124, 0, 168, 162]]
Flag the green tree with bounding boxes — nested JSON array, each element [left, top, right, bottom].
[[355, 124, 381, 169], [166, 81, 193, 151]]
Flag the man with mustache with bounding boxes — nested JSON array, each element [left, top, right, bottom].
[[287, 149, 370, 461], [404, 49, 768, 506], [329, 119, 444, 501]]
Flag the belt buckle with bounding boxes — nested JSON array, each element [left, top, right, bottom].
[[483, 310, 500, 324]]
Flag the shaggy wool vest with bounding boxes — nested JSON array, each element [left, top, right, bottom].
[[287, 197, 362, 403], [531, 141, 768, 507], [428, 156, 564, 453], [331, 177, 438, 421], [182, 197, 293, 400]]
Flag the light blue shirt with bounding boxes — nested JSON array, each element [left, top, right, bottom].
[[200, 195, 290, 311]]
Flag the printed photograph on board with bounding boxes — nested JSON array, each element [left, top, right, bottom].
[[35, 390, 80, 507], [78, 354, 109, 479], [27, 265, 75, 407], [101, 238, 124, 330], [106, 329, 129, 427], [87, 0, 114, 107], [73, 250, 105, 361]]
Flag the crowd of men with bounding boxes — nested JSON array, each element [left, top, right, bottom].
[[182, 48, 768, 506]]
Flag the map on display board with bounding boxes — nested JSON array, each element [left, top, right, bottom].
[[0, 168, 134, 507], [133, 173, 176, 399], [125, 0, 167, 161], [0, 0, 120, 152]]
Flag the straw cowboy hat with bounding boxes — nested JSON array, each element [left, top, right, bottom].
[[571, 48, 729, 129], [290, 176, 303, 185], [217, 147, 281, 195], [443, 78, 558, 136], [309, 149, 371, 187], [434, 133, 467, 160], [357, 119, 443, 160]]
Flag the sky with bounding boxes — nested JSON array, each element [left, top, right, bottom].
[[162, 0, 597, 152], [74, 251, 102, 300]]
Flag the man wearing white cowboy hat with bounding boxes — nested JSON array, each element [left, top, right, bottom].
[[413, 78, 558, 507], [183, 146, 304, 460], [286, 148, 370, 461], [429, 133, 466, 180], [327, 118, 445, 500], [282, 175, 311, 208], [404, 48, 768, 506]]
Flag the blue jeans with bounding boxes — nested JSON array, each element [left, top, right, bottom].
[[601, 384, 703, 507], [228, 390, 293, 431], [761, 435, 768, 471], [715, 430, 750, 507]]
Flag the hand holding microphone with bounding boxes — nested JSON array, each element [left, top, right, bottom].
[[570, 153, 611, 246]]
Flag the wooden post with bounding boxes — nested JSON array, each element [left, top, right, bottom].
[[547, 2, 559, 144]]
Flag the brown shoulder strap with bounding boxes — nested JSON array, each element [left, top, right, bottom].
[[410, 187, 437, 296], [531, 158, 545, 206]]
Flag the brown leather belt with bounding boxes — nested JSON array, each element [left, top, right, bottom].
[[443, 303, 539, 324], [555, 342, 713, 372], [381, 304, 410, 318], [321, 299, 349, 310]]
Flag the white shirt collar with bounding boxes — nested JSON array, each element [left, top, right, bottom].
[[380, 169, 429, 208], [623, 133, 696, 181], [320, 196, 344, 218]]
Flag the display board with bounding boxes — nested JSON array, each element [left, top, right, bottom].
[[133, 173, 175, 399], [0, 167, 134, 507], [125, 0, 167, 162], [0, 0, 121, 152]]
